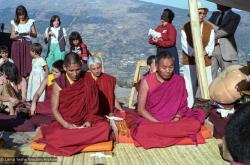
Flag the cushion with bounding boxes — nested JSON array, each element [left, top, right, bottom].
[[115, 120, 212, 145], [115, 120, 134, 144], [47, 74, 54, 86], [31, 130, 113, 152], [199, 125, 213, 139]]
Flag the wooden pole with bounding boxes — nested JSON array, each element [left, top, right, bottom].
[[128, 60, 147, 109], [188, 0, 210, 99]]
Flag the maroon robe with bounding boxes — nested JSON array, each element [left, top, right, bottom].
[[40, 74, 111, 156], [126, 73, 205, 149], [36, 85, 53, 117], [84, 72, 116, 115]]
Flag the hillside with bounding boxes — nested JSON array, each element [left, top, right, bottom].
[[0, 0, 249, 82]]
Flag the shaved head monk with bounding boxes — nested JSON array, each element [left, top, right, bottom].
[[40, 52, 111, 156], [84, 55, 123, 115], [126, 51, 205, 149]]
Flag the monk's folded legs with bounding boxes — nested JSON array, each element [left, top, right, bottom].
[[42, 120, 111, 156], [131, 117, 201, 149]]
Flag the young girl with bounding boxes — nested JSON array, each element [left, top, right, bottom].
[[30, 60, 64, 116], [69, 31, 90, 61], [10, 5, 37, 77], [69, 31, 90, 71], [45, 15, 66, 71], [26, 43, 48, 102]]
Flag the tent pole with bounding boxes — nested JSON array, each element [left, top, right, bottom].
[[188, 0, 210, 99]]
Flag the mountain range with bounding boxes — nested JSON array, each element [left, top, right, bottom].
[[0, 0, 249, 84]]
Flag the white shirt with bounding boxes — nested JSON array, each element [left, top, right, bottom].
[[0, 58, 14, 65], [45, 27, 67, 44], [216, 9, 231, 25], [72, 47, 81, 55], [31, 57, 47, 71], [11, 19, 35, 40], [181, 22, 215, 57]]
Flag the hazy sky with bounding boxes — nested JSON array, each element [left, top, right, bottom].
[[140, 0, 218, 11]]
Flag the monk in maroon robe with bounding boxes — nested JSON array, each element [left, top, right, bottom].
[[126, 51, 205, 149], [40, 52, 111, 156], [84, 55, 123, 116]]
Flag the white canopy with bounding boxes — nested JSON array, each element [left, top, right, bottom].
[[207, 0, 250, 11]]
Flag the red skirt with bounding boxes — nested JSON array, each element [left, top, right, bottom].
[[11, 40, 32, 77]]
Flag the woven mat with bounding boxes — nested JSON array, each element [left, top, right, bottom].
[[20, 139, 229, 165]]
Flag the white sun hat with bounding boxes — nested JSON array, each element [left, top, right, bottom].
[[197, 1, 209, 12]]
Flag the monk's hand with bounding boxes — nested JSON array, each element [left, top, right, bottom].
[[82, 121, 92, 128], [64, 123, 78, 129], [172, 116, 181, 122]]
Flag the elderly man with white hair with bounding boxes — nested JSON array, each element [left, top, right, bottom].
[[84, 55, 123, 115], [181, 1, 215, 108]]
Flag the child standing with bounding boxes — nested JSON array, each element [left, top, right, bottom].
[[27, 43, 48, 102], [45, 15, 66, 72], [69, 31, 90, 71], [0, 46, 14, 66], [10, 5, 37, 77]]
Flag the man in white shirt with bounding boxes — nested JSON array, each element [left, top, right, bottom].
[[181, 2, 215, 108], [209, 4, 241, 79]]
